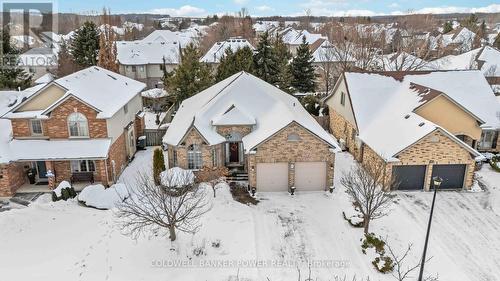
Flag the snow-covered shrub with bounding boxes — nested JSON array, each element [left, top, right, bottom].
[[211, 239, 221, 248], [490, 155, 500, 172], [361, 233, 386, 255], [78, 184, 129, 210], [51, 181, 76, 201], [192, 245, 206, 257], [160, 167, 195, 188], [342, 211, 364, 228], [361, 233, 395, 274], [372, 256, 394, 273]]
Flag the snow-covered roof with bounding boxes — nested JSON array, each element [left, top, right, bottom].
[[200, 38, 254, 64], [426, 46, 500, 77], [311, 40, 355, 63], [6, 67, 146, 119], [141, 88, 169, 99], [339, 71, 497, 161], [212, 105, 256, 126], [9, 138, 111, 161], [116, 41, 180, 65], [282, 29, 327, 45], [376, 52, 428, 71], [441, 27, 476, 50], [34, 73, 55, 84], [142, 29, 200, 46], [18, 47, 57, 67], [163, 72, 339, 152]]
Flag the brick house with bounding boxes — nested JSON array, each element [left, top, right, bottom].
[[0, 66, 146, 196], [200, 37, 254, 67], [163, 71, 340, 192], [324, 70, 500, 191]]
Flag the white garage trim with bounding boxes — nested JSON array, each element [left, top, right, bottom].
[[294, 162, 327, 191], [256, 163, 289, 192]]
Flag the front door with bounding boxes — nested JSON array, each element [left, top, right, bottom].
[[229, 142, 239, 163], [36, 161, 47, 180]]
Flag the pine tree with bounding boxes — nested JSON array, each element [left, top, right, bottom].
[[166, 43, 213, 104], [253, 31, 278, 84], [97, 9, 119, 72], [215, 46, 254, 82], [57, 39, 78, 77], [290, 36, 316, 93], [272, 35, 293, 93], [494, 33, 500, 49], [0, 27, 32, 89], [152, 148, 166, 186], [70, 21, 100, 68], [442, 22, 453, 34]]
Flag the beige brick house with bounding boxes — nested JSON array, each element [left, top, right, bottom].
[[324, 70, 499, 191], [0, 66, 146, 196], [163, 71, 339, 192]]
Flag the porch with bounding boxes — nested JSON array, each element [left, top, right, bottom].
[[16, 181, 94, 194]]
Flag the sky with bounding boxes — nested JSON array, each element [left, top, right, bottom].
[[56, 0, 500, 17]]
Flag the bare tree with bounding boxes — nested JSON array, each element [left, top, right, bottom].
[[340, 163, 396, 234], [195, 166, 229, 197], [117, 172, 211, 241], [385, 240, 439, 281]]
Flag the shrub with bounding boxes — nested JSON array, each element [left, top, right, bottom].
[[68, 187, 77, 198], [211, 240, 221, 248], [372, 256, 394, 273], [61, 188, 71, 201], [342, 211, 364, 228], [361, 233, 386, 255], [153, 148, 166, 185], [51, 191, 58, 202], [490, 155, 500, 172]]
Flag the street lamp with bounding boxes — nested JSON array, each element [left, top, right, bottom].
[[418, 176, 442, 281]]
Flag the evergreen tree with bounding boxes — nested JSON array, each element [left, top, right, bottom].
[[253, 31, 278, 84], [166, 43, 213, 104], [463, 14, 479, 30], [0, 27, 31, 89], [57, 39, 79, 77], [494, 33, 500, 49], [290, 36, 316, 93], [70, 21, 100, 68], [272, 35, 293, 93], [442, 21, 453, 34], [215, 46, 254, 82], [153, 148, 166, 186]]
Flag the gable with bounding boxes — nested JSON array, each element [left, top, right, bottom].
[[414, 95, 482, 140], [325, 76, 357, 129], [395, 129, 475, 163], [16, 84, 65, 112]]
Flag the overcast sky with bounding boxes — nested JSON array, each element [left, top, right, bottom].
[[57, 0, 500, 17]]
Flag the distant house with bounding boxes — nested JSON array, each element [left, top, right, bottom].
[[141, 29, 202, 46], [280, 28, 327, 55], [18, 47, 57, 81], [426, 46, 500, 94], [0, 66, 146, 196], [116, 41, 180, 89], [438, 27, 477, 54], [325, 70, 500, 191], [163, 72, 339, 192], [200, 37, 254, 66]]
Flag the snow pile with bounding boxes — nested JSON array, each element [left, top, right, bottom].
[[160, 167, 195, 187], [141, 88, 168, 99], [53, 181, 71, 197], [78, 184, 129, 210]]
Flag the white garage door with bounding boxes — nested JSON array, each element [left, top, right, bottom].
[[256, 163, 289, 192], [294, 162, 326, 191]]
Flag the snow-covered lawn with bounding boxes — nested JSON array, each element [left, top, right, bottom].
[[0, 150, 499, 280]]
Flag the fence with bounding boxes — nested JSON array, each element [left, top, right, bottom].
[[144, 129, 167, 146]]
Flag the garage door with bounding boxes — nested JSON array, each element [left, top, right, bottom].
[[392, 165, 426, 190], [431, 164, 466, 189], [294, 162, 327, 191], [256, 163, 289, 191]]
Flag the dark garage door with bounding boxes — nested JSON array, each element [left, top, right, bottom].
[[431, 164, 466, 189], [392, 165, 426, 190]]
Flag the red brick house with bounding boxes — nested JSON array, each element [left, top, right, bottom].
[[0, 66, 146, 196]]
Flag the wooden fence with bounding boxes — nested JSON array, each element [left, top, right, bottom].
[[144, 129, 167, 146]]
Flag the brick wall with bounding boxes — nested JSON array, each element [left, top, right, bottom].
[[107, 132, 128, 184], [216, 126, 253, 138], [0, 163, 27, 196], [168, 128, 218, 169], [12, 97, 108, 139], [360, 130, 475, 191], [248, 122, 335, 190], [135, 115, 145, 137], [329, 108, 361, 160]]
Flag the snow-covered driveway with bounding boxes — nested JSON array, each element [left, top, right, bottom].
[[0, 151, 499, 281]]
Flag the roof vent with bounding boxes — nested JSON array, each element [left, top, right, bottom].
[[404, 114, 410, 119], [107, 74, 117, 80], [418, 122, 425, 127]]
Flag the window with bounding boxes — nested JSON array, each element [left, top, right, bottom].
[[212, 148, 217, 166], [123, 104, 128, 114], [287, 133, 301, 142], [131, 66, 136, 72], [71, 160, 96, 172], [30, 119, 43, 135], [173, 150, 178, 167], [340, 92, 346, 106], [139, 66, 145, 72], [68, 112, 89, 137], [187, 144, 202, 170]]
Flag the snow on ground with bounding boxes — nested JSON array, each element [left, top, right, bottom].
[[0, 150, 500, 280]]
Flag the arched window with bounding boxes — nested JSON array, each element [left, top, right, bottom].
[[287, 133, 301, 142], [68, 112, 89, 137], [187, 144, 202, 169]]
